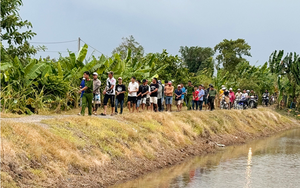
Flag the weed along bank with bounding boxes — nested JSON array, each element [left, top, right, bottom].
[[1, 108, 299, 187]]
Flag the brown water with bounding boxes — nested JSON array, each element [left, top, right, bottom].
[[112, 128, 300, 188]]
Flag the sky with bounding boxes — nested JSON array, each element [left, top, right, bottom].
[[20, 0, 300, 65]]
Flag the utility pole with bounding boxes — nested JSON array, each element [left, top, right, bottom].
[[78, 37, 80, 52]]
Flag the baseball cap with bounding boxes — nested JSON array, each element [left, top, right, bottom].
[[229, 88, 232, 90], [92, 72, 98, 76], [177, 85, 181, 87], [118, 77, 122, 80], [107, 71, 113, 75], [168, 81, 172, 84], [238, 88, 241, 90], [142, 79, 146, 83], [222, 87, 226, 90]]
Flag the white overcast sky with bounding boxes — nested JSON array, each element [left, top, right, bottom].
[[20, 0, 300, 65]]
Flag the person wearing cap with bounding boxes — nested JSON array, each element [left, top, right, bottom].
[[92, 72, 101, 115], [219, 87, 226, 107], [149, 78, 159, 112], [164, 81, 174, 112], [207, 85, 217, 111], [102, 71, 116, 116], [78, 71, 93, 116], [141, 79, 149, 110], [175, 85, 183, 111], [78, 74, 86, 115], [127, 76, 139, 113], [186, 81, 194, 110], [115, 77, 126, 114], [229, 88, 235, 109]]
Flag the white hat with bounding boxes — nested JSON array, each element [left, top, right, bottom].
[[229, 88, 232, 90], [222, 87, 225, 90], [92, 72, 98, 76], [238, 88, 241, 90], [177, 85, 181, 87], [118, 77, 122, 80], [221, 85, 225, 88]]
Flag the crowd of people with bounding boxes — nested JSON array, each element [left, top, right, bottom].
[[78, 71, 270, 116]]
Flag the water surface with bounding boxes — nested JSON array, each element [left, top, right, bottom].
[[112, 128, 300, 188]]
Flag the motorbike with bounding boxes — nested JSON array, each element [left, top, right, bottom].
[[262, 94, 269, 107], [237, 96, 248, 110], [220, 95, 229, 109], [249, 95, 258, 109]]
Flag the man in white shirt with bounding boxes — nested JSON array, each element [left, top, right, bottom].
[[127, 76, 139, 113], [101, 71, 116, 116]]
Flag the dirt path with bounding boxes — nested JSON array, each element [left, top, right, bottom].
[[0, 114, 115, 128]]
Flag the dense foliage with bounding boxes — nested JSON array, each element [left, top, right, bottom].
[[1, 0, 299, 114]]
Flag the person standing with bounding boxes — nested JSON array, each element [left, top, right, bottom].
[[92, 72, 101, 115], [198, 85, 205, 111], [180, 83, 186, 111], [202, 85, 208, 110], [206, 84, 212, 110], [78, 71, 93, 116], [128, 76, 139, 113], [235, 89, 242, 99], [115, 77, 126, 114], [136, 80, 143, 112], [192, 86, 199, 110], [164, 81, 174, 112], [102, 71, 116, 116], [149, 78, 159, 112], [78, 75, 85, 115], [229, 88, 235, 109], [157, 80, 163, 112], [141, 79, 149, 111], [175, 85, 183, 112], [207, 85, 217, 111], [145, 79, 151, 111], [186, 81, 194, 110]]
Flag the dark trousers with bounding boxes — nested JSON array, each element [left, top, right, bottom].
[[208, 97, 215, 111], [115, 98, 124, 114], [199, 100, 203, 111], [158, 98, 162, 111], [192, 100, 199, 110]]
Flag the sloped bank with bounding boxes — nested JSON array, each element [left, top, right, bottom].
[[1, 108, 299, 187]]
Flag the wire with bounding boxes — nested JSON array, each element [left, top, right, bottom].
[[80, 39, 103, 54], [30, 40, 77, 44], [40, 51, 69, 53]]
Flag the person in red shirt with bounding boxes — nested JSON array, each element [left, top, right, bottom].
[[192, 86, 199, 110]]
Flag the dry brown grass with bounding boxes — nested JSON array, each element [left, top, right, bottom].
[[0, 108, 297, 187]]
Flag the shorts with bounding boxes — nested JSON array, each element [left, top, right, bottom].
[[146, 97, 150, 106], [204, 98, 208, 105], [103, 94, 115, 107], [128, 96, 137, 104], [175, 100, 181, 105], [93, 94, 101, 104], [142, 97, 147, 104], [165, 96, 173, 105], [150, 97, 157, 104], [137, 99, 141, 107]]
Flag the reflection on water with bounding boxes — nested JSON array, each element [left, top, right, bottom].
[[245, 147, 252, 188], [111, 128, 300, 188]]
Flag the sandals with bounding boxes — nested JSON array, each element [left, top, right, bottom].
[[100, 113, 106, 116]]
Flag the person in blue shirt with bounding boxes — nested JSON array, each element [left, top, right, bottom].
[[180, 83, 186, 111], [198, 85, 205, 111], [78, 76, 85, 115]]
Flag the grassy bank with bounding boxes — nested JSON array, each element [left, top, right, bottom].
[[1, 108, 299, 187]]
